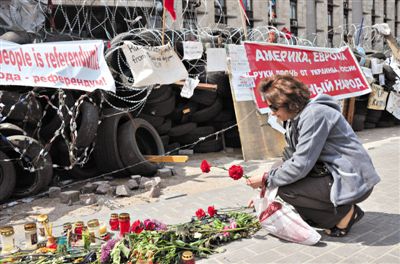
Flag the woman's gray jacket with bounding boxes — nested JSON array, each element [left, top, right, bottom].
[[267, 94, 380, 206]]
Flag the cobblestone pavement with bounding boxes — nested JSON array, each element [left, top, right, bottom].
[[50, 127, 400, 263]]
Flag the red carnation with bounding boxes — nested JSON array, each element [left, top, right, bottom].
[[143, 219, 156, 231], [195, 208, 206, 220], [200, 160, 211, 173], [228, 165, 244, 180], [207, 206, 217, 217], [130, 220, 144, 234]]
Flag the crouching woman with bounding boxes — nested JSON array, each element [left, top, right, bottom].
[[247, 75, 380, 237]]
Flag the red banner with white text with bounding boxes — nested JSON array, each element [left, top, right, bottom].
[[243, 43, 371, 112]]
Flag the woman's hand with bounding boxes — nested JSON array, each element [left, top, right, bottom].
[[246, 173, 266, 189]]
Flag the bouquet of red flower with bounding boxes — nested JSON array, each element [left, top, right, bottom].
[[200, 160, 249, 181]]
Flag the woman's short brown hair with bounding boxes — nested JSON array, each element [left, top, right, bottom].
[[258, 75, 310, 114]]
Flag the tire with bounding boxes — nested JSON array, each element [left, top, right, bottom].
[[224, 127, 241, 148], [147, 85, 173, 104], [194, 137, 223, 153], [73, 101, 100, 148], [39, 91, 75, 142], [156, 119, 172, 135], [165, 142, 180, 155], [94, 108, 132, 176], [366, 110, 383, 123], [168, 122, 197, 137], [68, 152, 99, 179], [143, 94, 176, 117], [0, 31, 33, 44], [138, 113, 165, 128], [199, 71, 231, 98], [118, 118, 165, 176], [170, 101, 199, 124], [191, 98, 223, 123], [0, 123, 26, 137], [352, 114, 366, 131], [190, 89, 217, 106], [213, 110, 234, 122], [0, 150, 16, 203], [0, 91, 42, 124], [3, 136, 53, 197], [172, 126, 215, 145]]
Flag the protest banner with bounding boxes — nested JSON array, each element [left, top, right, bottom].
[[0, 40, 115, 92], [122, 42, 188, 87], [243, 43, 371, 112]]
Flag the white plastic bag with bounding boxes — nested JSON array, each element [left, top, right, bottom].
[[253, 175, 321, 245]]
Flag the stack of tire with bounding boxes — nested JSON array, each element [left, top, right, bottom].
[[0, 90, 53, 203], [136, 71, 241, 154], [352, 51, 400, 131]]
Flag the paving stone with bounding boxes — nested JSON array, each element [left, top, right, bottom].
[[156, 168, 173, 177], [127, 179, 139, 190], [80, 183, 97, 194], [60, 190, 80, 204], [48, 187, 61, 198], [149, 185, 161, 198], [80, 193, 97, 205], [96, 183, 112, 195], [115, 185, 130, 197]]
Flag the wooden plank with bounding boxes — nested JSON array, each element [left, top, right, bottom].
[[144, 155, 189, 163], [346, 97, 356, 125], [174, 81, 217, 90], [226, 71, 285, 159]]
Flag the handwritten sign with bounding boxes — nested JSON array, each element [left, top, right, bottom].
[[243, 43, 371, 112], [122, 42, 188, 87], [226, 45, 253, 102], [183, 41, 203, 60], [367, 84, 388, 110], [0, 40, 115, 92]]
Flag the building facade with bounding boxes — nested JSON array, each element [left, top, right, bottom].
[[173, 0, 400, 48]]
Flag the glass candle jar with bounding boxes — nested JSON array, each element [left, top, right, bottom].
[[181, 251, 195, 264], [62, 222, 72, 236], [118, 213, 130, 237], [74, 221, 84, 240], [36, 214, 49, 242], [109, 213, 119, 231], [87, 219, 100, 245], [0, 226, 15, 255], [24, 223, 38, 250]]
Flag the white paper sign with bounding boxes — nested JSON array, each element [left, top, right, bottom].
[[226, 45, 253, 102], [361, 67, 374, 83], [230, 74, 254, 101], [386, 91, 400, 120], [0, 40, 115, 92], [122, 42, 188, 87], [206, 48, 227, 72], [371, 58, 383, 74], [227, 44, 251, 73], [180, 77, 200, 98], [183, 41, 203, 60]]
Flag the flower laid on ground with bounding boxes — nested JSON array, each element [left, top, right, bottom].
[[200, 159, 211, 173], [100, 238, 119, 263], [130, 220, 144, 234], [143, 219, 156, 231], [200, 160, 249, 180], [196, 208, 207, 219], [208, 205, 217, 217]]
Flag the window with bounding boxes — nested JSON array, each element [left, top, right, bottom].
[[242, 0, 252, 11], [290, 0, 297, 20], [214, 0, 227, 24]]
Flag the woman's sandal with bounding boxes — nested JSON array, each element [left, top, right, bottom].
[[325, 205, 365, 237]]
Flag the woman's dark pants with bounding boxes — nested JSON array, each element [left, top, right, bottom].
[[277, 174, 372, 229]]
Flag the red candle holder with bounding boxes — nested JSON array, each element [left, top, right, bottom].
[[74, 221, 84, 240], [109, 213, 119, 231], [118, 213, 130, 237]]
